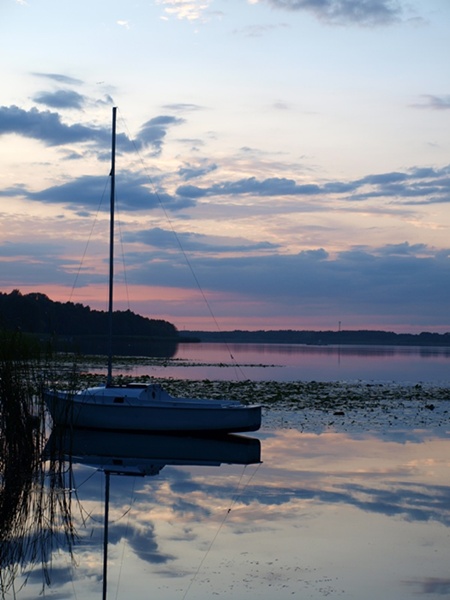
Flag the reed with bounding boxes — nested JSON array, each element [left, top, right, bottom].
[[0, 331, 77, 596]]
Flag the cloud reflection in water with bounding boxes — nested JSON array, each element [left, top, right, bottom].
[[3, 427, 449, 599]]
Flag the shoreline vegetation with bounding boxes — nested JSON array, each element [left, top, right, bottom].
[[2, 290, 450, 352], [180, 329, 450, 347], [0, 332, 77, 596]]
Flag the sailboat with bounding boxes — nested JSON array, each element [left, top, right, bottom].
[[45, 107, 261, 433]]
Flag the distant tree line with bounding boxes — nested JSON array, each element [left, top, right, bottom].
[[0, 290, 181, 356], [4, 291, 449, 352], [180, 328, 450, 347]]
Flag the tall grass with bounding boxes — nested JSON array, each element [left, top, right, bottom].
[[0, 331, 77, 596]]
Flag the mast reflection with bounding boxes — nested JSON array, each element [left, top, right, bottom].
[[0, 428, 260, 599]]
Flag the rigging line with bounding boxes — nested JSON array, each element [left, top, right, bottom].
[[117, 110, 248, 380], [66, 469, 100, 526], [150, 190, 247, 380], [181, 461, 262, 600], [226, 461, 262, 517], [181, 502, 230, 600], [72, 465, 98, 490], [60, 465, 111, 527], [69, 176, 110, 304], [236, 461, 262, 499]]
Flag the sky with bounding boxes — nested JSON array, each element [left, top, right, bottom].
[[1, 0, 450, 333]]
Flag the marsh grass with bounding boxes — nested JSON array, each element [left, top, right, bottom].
[[0, 332, 78, 597]]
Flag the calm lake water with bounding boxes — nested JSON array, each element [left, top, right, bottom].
[[2, 344, 450, 599], [6, 427, 450, 600], [133, 342, 450, 385]]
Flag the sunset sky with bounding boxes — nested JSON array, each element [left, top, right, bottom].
[[1, 0, 450, 332]]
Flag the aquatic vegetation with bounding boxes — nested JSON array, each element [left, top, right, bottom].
[[0, 333, 77, 597], [42, 356, 450, 434]]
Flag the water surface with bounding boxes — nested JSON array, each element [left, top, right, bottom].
[[3, 424, 449, 600], [129, 342, 450, 384], [2, 345, 449, 599]]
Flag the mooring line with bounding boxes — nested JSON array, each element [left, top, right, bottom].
[[181, 461, 262, 600]]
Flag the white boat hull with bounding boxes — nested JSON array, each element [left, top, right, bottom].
[[45, 383, 261, 433]]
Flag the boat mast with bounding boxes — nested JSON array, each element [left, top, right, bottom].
[[107, 107, 117, 386], [102, 470, 111, 600]]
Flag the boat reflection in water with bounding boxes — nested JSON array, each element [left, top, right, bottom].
[[45, 427, 261, 475], [38, 429, 261, 599]]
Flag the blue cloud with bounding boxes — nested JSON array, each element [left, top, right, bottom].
[[31, 72, 83, 85], [175, 166, 450, 205], [412, 95, 450, 110], [33, 89, 86, 109], [177, 177, 322, 198], [263, 0, 404, 26], [118, 240, 450, 326], [0, 105, 111, 147], [178, 162, 218, 181], [16, 172, 193, 213], [0, 106, 183, 155], [137, 115, 185, 155], [124, 227, 280, 253]]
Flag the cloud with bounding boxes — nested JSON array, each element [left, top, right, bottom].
[[162, 103, 204, 112], [157, 0, 212, 21], [412, 94, 450, 110], [175, 165, 450, 205], [0, 106, 183, 155], [413, 578, 450, 595], [6, 149, 449, 221], [352, 166, 450, 204], [31, 72, 83, 85], [9, 221, 448, 330], [124, 226, 280, 253], [246, 478, 450, 525], [137, 115, 185, 155], [33, 89, 86, 109], [272, 100, 291, 110], [176, 176, 322, 198], [0, 241, 65, 258], [0, 105, 111, 147], [375, 242, 428, 256], [0, 246, 78, 287], [256, 0, 404, 26], [357, 171, 408, 185], [15, 172, 193, 213], [121, 240, 450, 326], [178, 161, 218, 181], [109, 522, 174, 564]]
